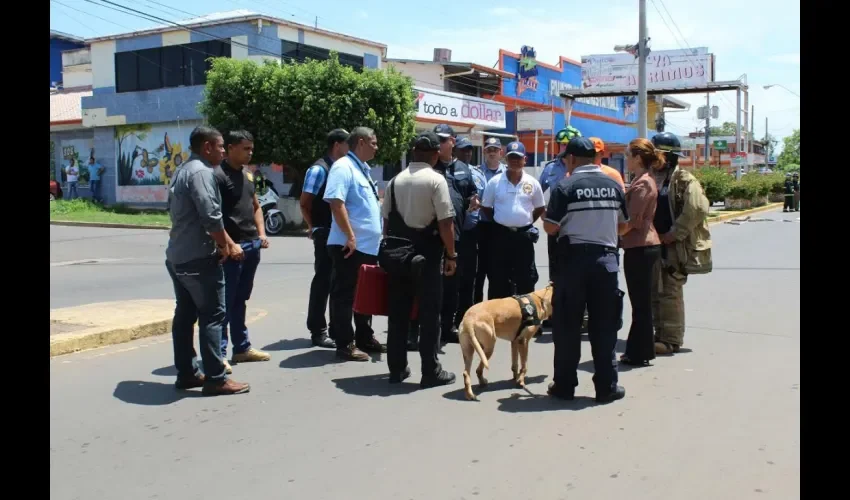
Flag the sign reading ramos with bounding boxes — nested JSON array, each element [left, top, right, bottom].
[[581, 48, 713, 92], [414, 87, 506, 129]]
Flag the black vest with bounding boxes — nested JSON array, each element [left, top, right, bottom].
[[311, 157, 333, 229]]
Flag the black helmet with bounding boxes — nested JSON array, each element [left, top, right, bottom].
[[652, 132, 685, 157]]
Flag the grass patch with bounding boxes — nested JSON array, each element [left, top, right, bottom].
[[50, 199, 171, 227]]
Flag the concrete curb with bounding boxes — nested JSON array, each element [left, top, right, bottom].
[[707, 203, 783, 225], [50, 219, 309, 236], [50, 300, 268, 357]]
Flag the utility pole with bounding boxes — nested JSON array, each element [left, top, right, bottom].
[[751, 105, 755, 153], [765, 117, 769, 162], [704, 93, 710, 164], [638, 0, 648, 138]]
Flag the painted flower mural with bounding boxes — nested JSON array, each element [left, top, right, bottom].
[[115, 122, 196, 186]]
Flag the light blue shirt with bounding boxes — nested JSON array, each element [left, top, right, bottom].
[[539, 158, 568, 193], [475, 163, 506, 222], [323, 152, 382, 256], [463, 166, 488, 231], [302, 165, 326, 195], [88, 162, 102, 181]]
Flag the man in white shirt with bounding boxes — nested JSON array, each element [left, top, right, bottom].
[[480, 141, 546, 299], [64, 158, 80, 200]]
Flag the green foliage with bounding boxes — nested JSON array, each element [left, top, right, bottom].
[[708, 121, 738, 136], [200, 55, 417, 176], [693, 166, 731, 204], [50, 199, 171, 226], [780, 163, 800, 174], [777, 128, 800, 171], [724, 172, 785, 201], [50, 140, 56, 180]]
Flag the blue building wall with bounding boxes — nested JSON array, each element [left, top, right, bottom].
[[50, 38, 86, 87]]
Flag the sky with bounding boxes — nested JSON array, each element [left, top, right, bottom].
[[51, 0, 800, 153]]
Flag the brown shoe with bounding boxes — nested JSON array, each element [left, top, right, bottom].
[[175, 374, 205, 390], [336, 343, 370, 362], [654, 341, 681, 355], [232, 348, 271, 363], [202, 379, 250, 396], [356, 336, 387, 354]]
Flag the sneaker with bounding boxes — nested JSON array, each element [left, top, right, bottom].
[[336, 343, 370, 362], [420, 370, 456, 389], [389, 367, 411, 384], [232, 348, 271, 363], [223, 360, 233, 374], [547, 382, 575, 401], [175, 374, 205, 390], [201, 379, 250, 396], [356, 336, 387, 354], [312, 333, 337, 349], [596, 385, 626, 404]]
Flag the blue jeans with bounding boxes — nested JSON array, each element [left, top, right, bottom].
[[90, 180, 101, 202], [166, 257, 228, 382], [67, 181, 78, 200], [221, 240, 262, 357]]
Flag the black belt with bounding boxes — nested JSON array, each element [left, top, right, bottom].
[[567, 243, 618, 254], [498, 223, 533, 232]]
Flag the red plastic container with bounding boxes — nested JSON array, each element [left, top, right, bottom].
[[353, 264, 419, 319]]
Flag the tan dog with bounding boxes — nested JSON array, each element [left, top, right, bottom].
[[458, 285, 554, 401]]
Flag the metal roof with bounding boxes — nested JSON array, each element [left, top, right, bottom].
[[559, 80, 748, 99], [50, 87, 92, 124], [50, 30, 86, 44], [84, 10, 386, 51]]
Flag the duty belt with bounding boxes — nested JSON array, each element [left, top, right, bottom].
[[503, 224, 533, 232]]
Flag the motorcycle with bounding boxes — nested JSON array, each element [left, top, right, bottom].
[[255, 177, 286, 235]]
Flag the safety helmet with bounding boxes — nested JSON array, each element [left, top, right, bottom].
[[555, 126, 582, 144], [651, 132, 685, 157]]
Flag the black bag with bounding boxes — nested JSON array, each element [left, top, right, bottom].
[[378, 181, 417, 277]]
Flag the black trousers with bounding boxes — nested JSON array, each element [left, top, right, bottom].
[[306, 228, 334, 338], [623, 245, 661, 362], [441, 239, 460, 337], [547, 234, 559, 282], [553, 245, 623, 396], [454, 228, 479, 327], [475, 221, 493, 302], [387, 244, 443, 376], [488, 223, 539, 299], [327, 246, 377, 348], [783, 194, 794, 211]]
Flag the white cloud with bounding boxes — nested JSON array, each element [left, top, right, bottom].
[[490, 7, 519, 17], [768, 53, 800, 64], [357, 10, 369, 20]]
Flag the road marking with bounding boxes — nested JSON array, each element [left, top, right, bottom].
[[51, 307, 268, 363], [50, 258, 133, 267]]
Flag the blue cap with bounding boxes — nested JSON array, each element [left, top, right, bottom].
[[455, 137, 473, 149], [505, 141, 526, 157], [565, 137, 596, 158], [484, 137, 502, 149], [433, 124, 456, 138]]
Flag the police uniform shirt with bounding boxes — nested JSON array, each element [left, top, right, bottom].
[[481, 171, 545, 228], [544, 165, 628, 248], [381, 162, 455, 228]]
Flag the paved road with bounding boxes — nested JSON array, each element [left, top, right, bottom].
[[50, 210, 800, 500]]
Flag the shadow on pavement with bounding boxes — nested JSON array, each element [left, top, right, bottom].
[[262, 338, 314, 351], [279, 350, 339, 369], [152, 365, 177, 377], [113, 380, 202, 406], [442, 375, 547, 401], [496, 393, 596, 413], [332, 374, 419, 397]]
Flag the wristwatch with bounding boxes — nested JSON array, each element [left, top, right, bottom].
[[445, 252, 458, 260]]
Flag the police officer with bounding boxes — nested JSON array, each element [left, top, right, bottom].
[[783, 173, 795, 212], [480, 141, 545, 299], [383, 130, 458, 388], [453, 137, 487, 331], [544, 137, 628, 403], [473, 137, 506, 301], [793, 173, 800, 212]]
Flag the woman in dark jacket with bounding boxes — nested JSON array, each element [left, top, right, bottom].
[[619, 138, 664, 366]]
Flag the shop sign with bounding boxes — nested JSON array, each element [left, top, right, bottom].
[[413, 87, 506, 128], [516, 45, 539, 96]]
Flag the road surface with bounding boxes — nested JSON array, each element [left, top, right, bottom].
[[50, 210, 800, 500]]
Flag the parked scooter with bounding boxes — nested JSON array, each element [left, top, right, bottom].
[[255, 175, 286, 235]]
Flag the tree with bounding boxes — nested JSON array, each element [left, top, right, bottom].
[[708, 121, 738, 136], [777, 128, 800, 172], [200, 55, 417, 183]]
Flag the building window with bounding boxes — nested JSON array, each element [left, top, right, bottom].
[[114, 39, 231, 93], [281, 40, 364, 70]]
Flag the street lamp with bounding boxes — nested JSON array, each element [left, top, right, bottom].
[[763, 84, 800, 98]]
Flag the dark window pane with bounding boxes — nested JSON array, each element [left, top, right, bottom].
[[115, 51, 138, 93], [137, 47, 162, 91], [338, 52, 364, 71], [281, 40, 298, 62], [161, 45, 183, 88], [301, 44, 330, 62], [183, 43, 208, 87]]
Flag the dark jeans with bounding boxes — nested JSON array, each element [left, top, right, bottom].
[[454, 228, 479, 327], [623, 245, 661, 362], [306, 228, 335, 338], [387, 244, 444, 376], [89, 179, 101, 202], [488, 224, 539, 299], [327, 246, 377, 347], [67, 181, 78, 200], [552, 246, 621, 396], [221, 240, 262, 357], [475, 221, 493, 302], [165, 257, 227, 382]]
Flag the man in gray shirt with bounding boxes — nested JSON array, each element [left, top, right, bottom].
[[165, 126, 250, 397]]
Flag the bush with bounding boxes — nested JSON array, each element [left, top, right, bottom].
[[762, 173, 786, 195], [693, 167, 731, 204], [740, 172, 771, 197], [727, 180, 759, 201]]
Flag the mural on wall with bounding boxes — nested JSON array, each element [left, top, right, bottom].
[[115, 123, 191, 186]]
